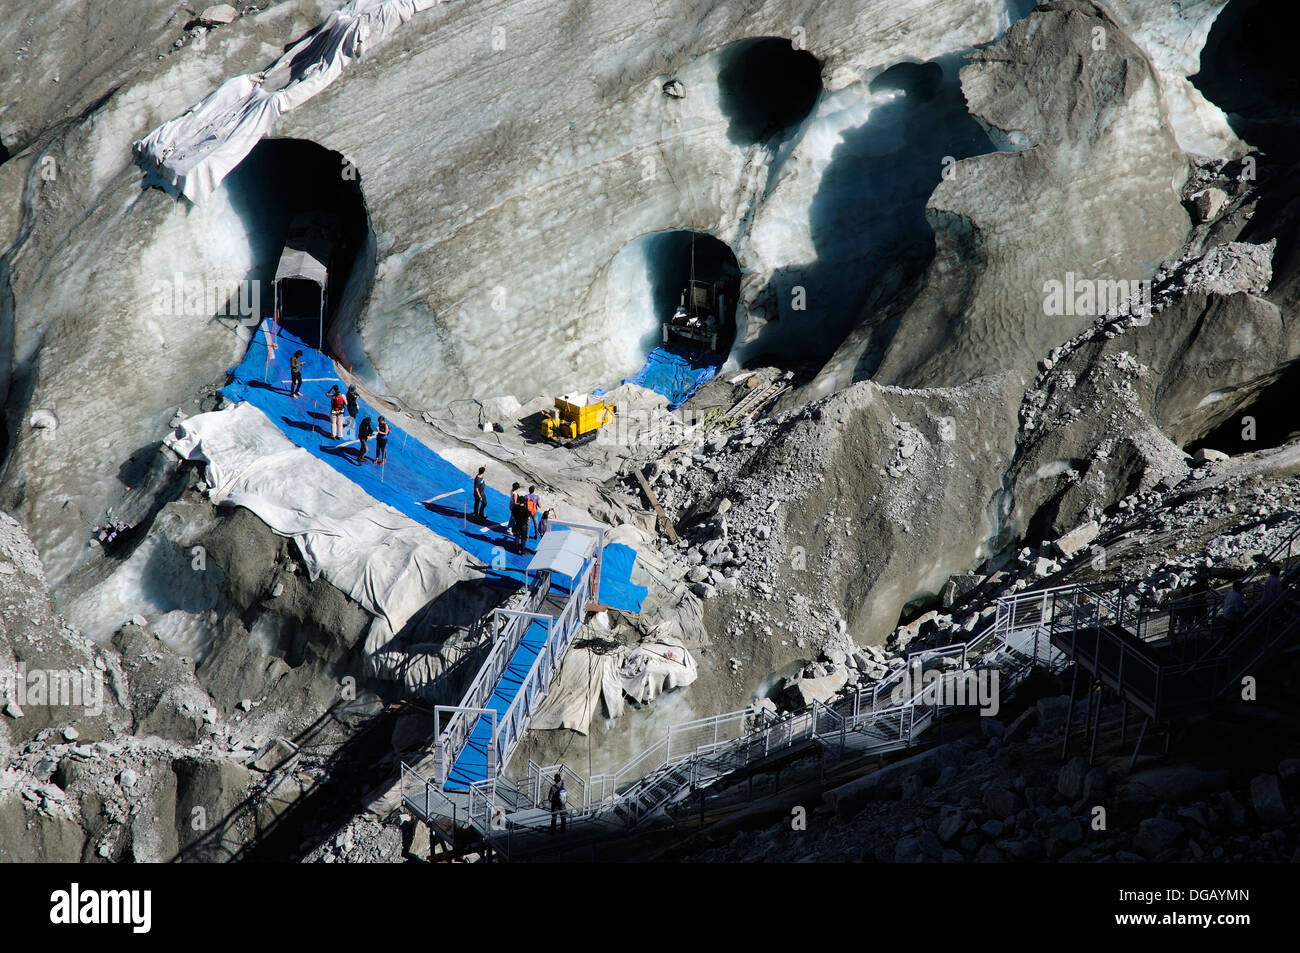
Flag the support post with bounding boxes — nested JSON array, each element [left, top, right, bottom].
[[1061, 665, 1079, 762], [1129, 717, 1149, 772]]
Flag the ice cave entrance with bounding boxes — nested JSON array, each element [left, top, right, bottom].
[[717, 37, 823, 146], [1185, 362, 1300, 458], [224, 138, 370, 352], [1193, 0, 1300, 158], [646, 231, 741, 357]]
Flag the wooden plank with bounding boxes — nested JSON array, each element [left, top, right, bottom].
[[633, 469, 680, 544]]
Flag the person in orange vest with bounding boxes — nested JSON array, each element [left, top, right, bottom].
[[526, 486, 541, 539], [327, 385, 346, 440]]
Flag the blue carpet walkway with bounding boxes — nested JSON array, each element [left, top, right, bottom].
[[222, 322, 646, 610], [445, 617, 550, 789]]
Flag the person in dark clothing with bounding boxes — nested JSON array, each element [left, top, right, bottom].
[[1222, 580, 1246, 635], [548, 771, 567, 834], [537, 508, 553, 538], [289, 350, 304, 397], [356, 417, 373, 464], [473, 467, 487, 520], [345, 384, 360, 431], [375, 416, 390, 465], [507, 482, 525, 551]]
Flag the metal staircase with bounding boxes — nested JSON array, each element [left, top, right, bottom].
[[400, 524, 1300, 859]]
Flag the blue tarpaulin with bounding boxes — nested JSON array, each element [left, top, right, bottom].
[[624, 344, 719, 410], [221, 322, 646, 611]]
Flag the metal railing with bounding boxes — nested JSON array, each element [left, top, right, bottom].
[[431, 578, 550, 784], [487, 555, 597, 777]]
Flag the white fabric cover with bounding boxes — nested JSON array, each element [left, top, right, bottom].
[[165, 401, 472, 690], [530, 633, 698, 733], [136, 0, 452, 205]]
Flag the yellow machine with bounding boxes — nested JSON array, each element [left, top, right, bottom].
[[541, 392, 616, 447]]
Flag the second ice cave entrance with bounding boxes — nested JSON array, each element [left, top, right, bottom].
[[1193, 0, 1300, 158], [717, 37, 823, 146], [641, 231, 741, 358], [223, 138, 372, 351], [1183, 361, 1300, 458], [742, 55, 995, 371]]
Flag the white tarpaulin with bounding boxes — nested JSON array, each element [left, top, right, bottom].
[[530, 633, 698, 733], [135, 0, 453, 205], [166, 400, 472, 689]]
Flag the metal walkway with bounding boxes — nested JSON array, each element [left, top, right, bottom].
[[401, 523, 1300, 859], [401, 582, 1071, 858]]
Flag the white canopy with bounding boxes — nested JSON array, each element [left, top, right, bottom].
[[527, 529, 597, 580], [134, 0, 452, 205], [275, 248, 328, 286]]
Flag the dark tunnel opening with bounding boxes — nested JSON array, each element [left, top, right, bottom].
[[745, 54, 995, 372], [0, 138, 10, 165], [222, 138, 371, 352], [717, 37, 823, 147], [1185, 363, 1300, 458], [1192, 0, 1300, 158], [639, 231, 741, 358]]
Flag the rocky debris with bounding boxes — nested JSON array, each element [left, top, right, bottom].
[[1053, 522, 1099, 560], [303, 815, 403, 864]]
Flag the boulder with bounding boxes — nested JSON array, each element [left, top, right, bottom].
[[1249, 774, 1290, 825], [1190, 187, 1228, 224], [198, 4, 239, 25], [1193, 447, 1229, 464], [1057, 755, 1090, 801], [1134, 818, 1183, 858], [983, 781, 1024, 819], [1053, 521, 1099, 559]]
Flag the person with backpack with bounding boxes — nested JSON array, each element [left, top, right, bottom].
[[374, 416, 390, 465], [526, 486, 541, 539], [345, 384, 360, 429], [289, 350, 304, 397], [548, 771, 567, 834], [327, 385, 346, 440], [356, 417, 374, 464], [473, 467, 487, 520], [512, 486, 532, 554], [507, 483, 525, 551]]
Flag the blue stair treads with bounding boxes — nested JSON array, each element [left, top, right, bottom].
[[222, 321, 549, 583], [445, 617, 551, 789], [623, 345, 720, 410]]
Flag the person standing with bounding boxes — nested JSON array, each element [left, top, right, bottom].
[[289, 350, 304, 397], [328, 385, 346, 440], [1262, 565, 1283, 608], [356, 417, 374, 464], [548, 771, 567, 834], [537, 508, 553, 538], [1222, 580, 1246, 635], [526, 486, 541, 539], [345, 384, 360, 431], [508, 483, 525, 551], [473, 467, 487, 520], [375, 416, 390, 465]]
